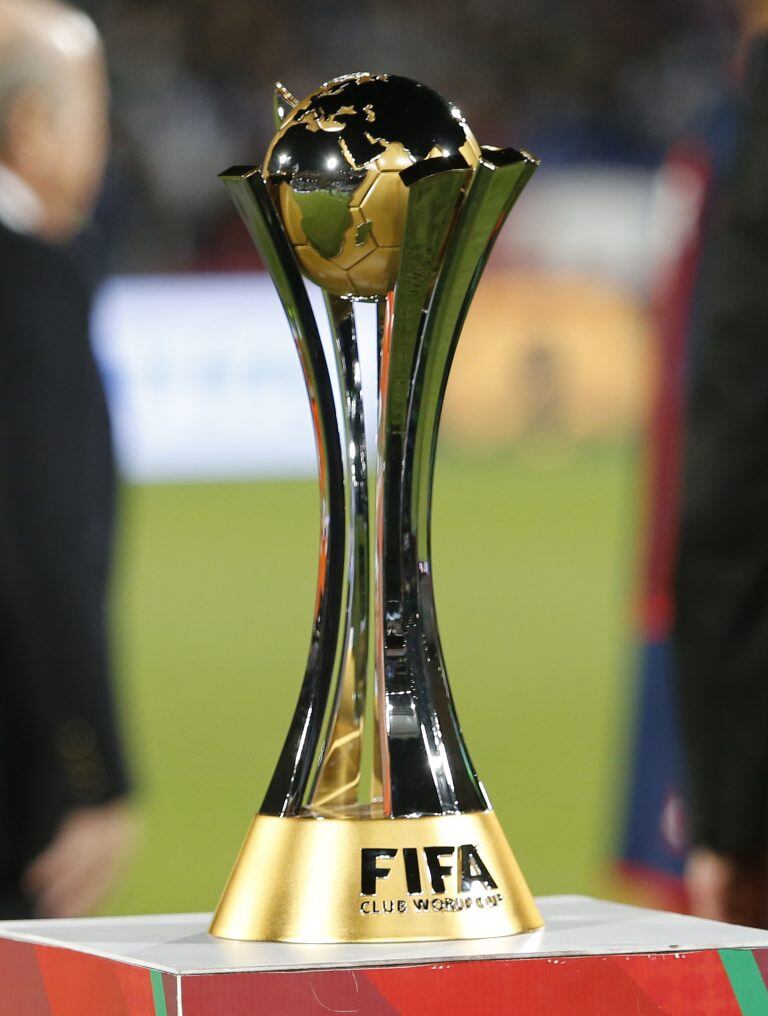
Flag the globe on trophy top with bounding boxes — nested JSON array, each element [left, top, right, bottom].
[[264, 73, 481, 299]]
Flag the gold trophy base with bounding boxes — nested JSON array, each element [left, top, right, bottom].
[[210, 810, 543, 943]]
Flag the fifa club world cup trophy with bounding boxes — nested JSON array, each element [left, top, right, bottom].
[[210, 73, 542, 943]]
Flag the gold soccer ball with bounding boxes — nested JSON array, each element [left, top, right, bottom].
[[263, 73, 481, 300]]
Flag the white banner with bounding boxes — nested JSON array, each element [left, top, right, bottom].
[[92, 273, 379, 482]]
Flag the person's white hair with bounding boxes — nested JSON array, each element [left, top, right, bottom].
[[0, 0, 100, 144]]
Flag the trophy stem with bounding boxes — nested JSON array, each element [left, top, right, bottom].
[[378, 151, 539, 818], [375, 159, 489, 817], [308, 295, 370, 809]]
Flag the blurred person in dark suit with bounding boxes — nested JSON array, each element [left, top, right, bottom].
[[0, 0, 135, 919], [675, 0, 768, 927]]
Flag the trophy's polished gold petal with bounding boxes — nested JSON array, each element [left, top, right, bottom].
[[210, 810, 542, 943]]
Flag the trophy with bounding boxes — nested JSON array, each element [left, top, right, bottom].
[[210, 73, 542, 944]]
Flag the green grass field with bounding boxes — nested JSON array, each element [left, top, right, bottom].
[[107, 443, 637, 915]]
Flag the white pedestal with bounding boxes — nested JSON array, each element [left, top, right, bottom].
[[2, 895, 767, 1014]]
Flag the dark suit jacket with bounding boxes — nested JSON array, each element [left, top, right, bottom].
[[675, 38, 768, 856], [0, 221, 129, 917]]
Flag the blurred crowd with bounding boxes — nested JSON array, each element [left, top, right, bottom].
[[74, 0, 737, 272]]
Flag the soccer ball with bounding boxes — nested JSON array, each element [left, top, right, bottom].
[[263, 73, 481, 299]]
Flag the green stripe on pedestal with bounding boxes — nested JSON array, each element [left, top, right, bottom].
[[150, 968, 168, 1016], [720, 950, 768, 1014]]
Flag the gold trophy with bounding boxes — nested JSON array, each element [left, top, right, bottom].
[[210, 73, 542, 943]]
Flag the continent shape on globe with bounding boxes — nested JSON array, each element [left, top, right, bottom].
[[264, 73, 481, 298]]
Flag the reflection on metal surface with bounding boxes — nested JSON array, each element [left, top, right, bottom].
[[308, 295, 369, 808], [212, 74, 540, 944]]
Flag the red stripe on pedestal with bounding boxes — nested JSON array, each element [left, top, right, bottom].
[[34, 945, 155, 1016], [182, 950, 748, 1015], [0, 939, 51, 1016], [366, 953, 743, 1015], [182, 968, 399, 1016]]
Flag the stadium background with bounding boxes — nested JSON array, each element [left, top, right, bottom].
[[72, 0, 736, 914]]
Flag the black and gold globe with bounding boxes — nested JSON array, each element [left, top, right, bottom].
[[264, 73, 481, 299]]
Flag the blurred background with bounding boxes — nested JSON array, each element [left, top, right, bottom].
[[67, 0, 738, 914]]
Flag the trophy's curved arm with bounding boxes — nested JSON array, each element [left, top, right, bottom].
[[386, 148, 539, 818], [219, 166, 346, 817], [410, 149, 538, 553], [308, 295, 370, 810], [375, 158, 472, 817], [378, 150, 538, 817]]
